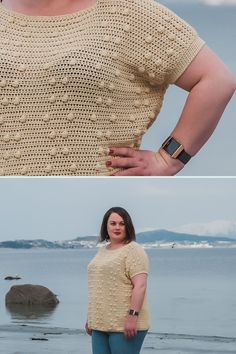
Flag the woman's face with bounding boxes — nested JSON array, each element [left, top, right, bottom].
[[107, 212, 126, 243]]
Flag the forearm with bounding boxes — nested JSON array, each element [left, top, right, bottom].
[[167, 74, 235, 156], [129, 284, 146, 312]]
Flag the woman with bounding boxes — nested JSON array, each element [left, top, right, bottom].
[[86, 207, 150, 354], [0, 0, 235, 176]]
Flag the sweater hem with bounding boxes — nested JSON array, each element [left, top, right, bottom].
[[90, 326, 150, 332]]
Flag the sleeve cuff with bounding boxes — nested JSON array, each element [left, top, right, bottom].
[[168, 37, 206, 84]]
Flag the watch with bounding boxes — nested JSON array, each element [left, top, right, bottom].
[[161, 136, 191, 164], [129, 309, 139, 316]]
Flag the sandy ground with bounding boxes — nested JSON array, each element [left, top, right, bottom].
[[1, 325, 236, 354]]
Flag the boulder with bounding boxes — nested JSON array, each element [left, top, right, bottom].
[[5, 284, 59, 306], [4, 276, 21, 280]]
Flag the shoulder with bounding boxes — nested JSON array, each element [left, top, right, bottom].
[[125, 241, 149, 274], [128, 240, 144, 249], [91, 244, 106, 258], [126, 241, 148, 256], [97, 244, 107, 252]]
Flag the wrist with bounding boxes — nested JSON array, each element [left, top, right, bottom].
[[157, 149, 184, 175], [128, 309, 139, 316], [127, 315, 138, 322], [161, 135, 192, 164]]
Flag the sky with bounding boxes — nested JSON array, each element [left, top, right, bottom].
[[0, 177, 235, 241]]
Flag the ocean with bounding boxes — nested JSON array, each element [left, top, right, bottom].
[[0, 247, 236, 353]]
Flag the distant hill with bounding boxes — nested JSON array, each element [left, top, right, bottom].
[[0, 239, 63, 249], [0, 230, 235, 249], [136, 229, 234, 243], [73, 236, 97, 241]]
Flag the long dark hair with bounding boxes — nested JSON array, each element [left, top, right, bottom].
[[99, 207, 136, 243]]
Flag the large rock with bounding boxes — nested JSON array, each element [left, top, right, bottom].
[[5, 284, 59, 306]]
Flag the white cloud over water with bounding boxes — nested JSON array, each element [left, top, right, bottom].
[[169, 220, 236, 238]]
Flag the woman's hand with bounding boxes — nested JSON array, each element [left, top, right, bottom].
[[124, 315, 138, 337], [107, 147, 184, 176], [85, 321, 92, 336]]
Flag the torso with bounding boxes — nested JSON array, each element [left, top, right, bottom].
[[87, 241, 150, 331], [0, 0, 202, 176], [0, 1, 162, 176]]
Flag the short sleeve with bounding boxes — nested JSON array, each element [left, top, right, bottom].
[[123, 0, 205, 85], [125, 243, 149, 278]]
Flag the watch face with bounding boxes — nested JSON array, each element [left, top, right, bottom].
[[167, 139, 180, 153], [162, 136, 191, 164], [129, 309, 138, 316], [164, 138, 184, 159]]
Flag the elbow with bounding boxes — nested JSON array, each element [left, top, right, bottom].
[[219, 71, 236, 100], [133, 283, 147, 292], [226, 75, 236, 97]]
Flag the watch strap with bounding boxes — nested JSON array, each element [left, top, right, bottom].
[[161, 136, 191, 164], [129, 309, 139, 316]]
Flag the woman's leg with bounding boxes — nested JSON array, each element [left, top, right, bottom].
[[91, 330, 112, 354], [108, 330, 148, 354]]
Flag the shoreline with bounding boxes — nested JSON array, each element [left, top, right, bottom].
[[1, 324, 236, 354]]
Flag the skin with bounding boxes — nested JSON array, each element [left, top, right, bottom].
[[0, 0, 96, 15], [85, 213, 148, 338]]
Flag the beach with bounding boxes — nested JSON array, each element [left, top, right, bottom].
[[1, 247, 236, 353], [1, 324, 236, 354]]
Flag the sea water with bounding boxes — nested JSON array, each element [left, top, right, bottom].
[[1, 248, 235, 336]]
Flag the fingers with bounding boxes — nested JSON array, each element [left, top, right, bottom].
[[106, 157, 138, 169], [124, 329, 137, 338], [124, 321, 138, 338], [107, 154, 148, 176], [85, 322, 92, 336], [107, 147, 162, 176], [109, 147, 136, 158]]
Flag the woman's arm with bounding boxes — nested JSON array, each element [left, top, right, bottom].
[[124, 273, 147, 337], [108, 46, 236, 176]]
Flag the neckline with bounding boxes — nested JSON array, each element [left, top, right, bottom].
[[0, 0, 100, 21], [105, 241, 134, 252]]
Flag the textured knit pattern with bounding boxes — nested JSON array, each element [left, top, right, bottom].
[[87, 241, 149, 331], [0, 0, 205, 176]]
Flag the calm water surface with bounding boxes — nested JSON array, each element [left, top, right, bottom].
[[0, 248, 235, 338]]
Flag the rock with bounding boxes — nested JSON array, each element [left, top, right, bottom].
[[5, 284, 59, 306], [5, 303, 57, 319], [31, 338, 48, 341], [4, 276, 21, 280]]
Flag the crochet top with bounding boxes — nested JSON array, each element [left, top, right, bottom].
[[87, 241, 150, 331], [0, 0, 205, 176]]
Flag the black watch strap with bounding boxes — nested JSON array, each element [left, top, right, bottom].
[[129, 309, 139, 316], [161, 136, 191, 164]]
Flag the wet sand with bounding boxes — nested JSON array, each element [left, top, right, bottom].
[[1, 324, 236, 354]]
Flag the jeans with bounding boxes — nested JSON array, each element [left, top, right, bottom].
[[91, 329, 148, 354]]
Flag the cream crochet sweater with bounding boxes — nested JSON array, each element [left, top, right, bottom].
[[0, 0, 205, 176], [88, 241, 150, 331]]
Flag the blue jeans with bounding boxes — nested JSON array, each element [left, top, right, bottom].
[[91, 329, 148, 354]]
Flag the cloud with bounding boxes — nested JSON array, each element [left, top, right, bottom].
[[169, 220, 236, 239]]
